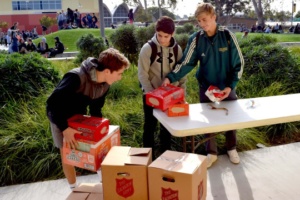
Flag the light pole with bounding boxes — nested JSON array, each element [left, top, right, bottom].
[[98, 0, 105, 38]]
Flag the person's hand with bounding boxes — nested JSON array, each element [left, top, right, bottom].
[[63, 127, 80, 149], [161, 78, 170, 86], [219, 87, 231, 101]]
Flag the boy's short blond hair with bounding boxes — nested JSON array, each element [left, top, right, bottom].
[[194, 3, 216, 18]]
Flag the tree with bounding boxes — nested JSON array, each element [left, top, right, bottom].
[[251, 0, 274, 27], [0, 21, 9, 31], [123, 0, 178, 18], [203, 0, 249, 25], [147, 6, 176, 20], [295, 11, 300, 19], [134, 6, 153, 22], [39, 15, 57, 33]]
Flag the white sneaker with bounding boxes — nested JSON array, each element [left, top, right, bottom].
[[227, 149, 240, 164], [207, 154, 218, 168]]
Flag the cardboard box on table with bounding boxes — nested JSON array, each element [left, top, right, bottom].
[[101, 146, 152, 200], [67, 114, 110, 142], [62, 125, 120, 172], [146, 85, 184, 111], [148, 150, 207, 200], [66, 183, 103, 200]]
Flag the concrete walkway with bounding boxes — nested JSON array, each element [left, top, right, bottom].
[[0, 142, 299, 200]]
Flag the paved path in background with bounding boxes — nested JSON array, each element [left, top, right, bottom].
[[0, 142, 299, 200]]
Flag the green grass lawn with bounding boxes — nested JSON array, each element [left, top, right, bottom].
[[33, 28, 114, 52], [34, 28, 300, 52]]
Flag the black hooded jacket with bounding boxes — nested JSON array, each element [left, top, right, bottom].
[[46, 57, 110, 132]]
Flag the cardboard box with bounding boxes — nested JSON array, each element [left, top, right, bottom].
[[146, 85, 184, 111], [148, 150, 207, 200], [66, 183, 103, 200], [167, 102, 189, 117], [101, 146, 152, 200], [63, 125, 120, 172], [68, 114, 110, 142]]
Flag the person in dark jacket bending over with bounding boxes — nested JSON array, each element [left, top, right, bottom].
[[46, 48, 130, 190], [162, 3, 244, 168]]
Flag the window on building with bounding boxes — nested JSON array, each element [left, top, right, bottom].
[[12, 0, 62, 11]]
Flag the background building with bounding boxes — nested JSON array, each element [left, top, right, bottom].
[[0, 0, 140, 33]]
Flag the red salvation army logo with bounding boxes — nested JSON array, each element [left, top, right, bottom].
[[198, 180, 204, 200], [161, 188, 179, 200], [116, 178, 134, 198]]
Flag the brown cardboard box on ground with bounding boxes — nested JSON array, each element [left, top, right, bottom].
[[101, 146, 152, 200], [62, 125, 120, 172], [148, 150, 207, 200], [66, 183, 103, 200]]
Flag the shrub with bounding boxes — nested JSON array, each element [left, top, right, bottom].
[[110, 25, 139, 64], [174, 33, 190, 52], [75, 33, 107, 63], [0, 53, 60, 106], [134, 23, 156, 49]]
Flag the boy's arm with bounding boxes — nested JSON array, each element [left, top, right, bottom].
[[166, 33, 199, 84], [176, 45, 187, 90], [138, 44, 154, 93], [89, 88, 109, 117], [226, 32, 244, 90]]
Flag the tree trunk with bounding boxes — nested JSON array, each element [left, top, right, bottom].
[[252, 0, 265, 26]]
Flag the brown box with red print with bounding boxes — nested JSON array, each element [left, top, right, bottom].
[[146, 85, 184, 111], [148, 150, 207, 200], [101, 146, 152, 200], [62, 125, 120, 172], [67, 114, 110, 142]]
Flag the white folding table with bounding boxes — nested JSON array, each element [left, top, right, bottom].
[[153, 93, 300, 152]]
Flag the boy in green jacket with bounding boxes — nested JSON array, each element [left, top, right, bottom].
[[162, 3, 244, 168]]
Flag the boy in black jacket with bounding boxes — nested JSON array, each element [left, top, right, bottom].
[[46, 48, 130, 189]]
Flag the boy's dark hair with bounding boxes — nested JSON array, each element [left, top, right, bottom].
[[156, 16, 175, 34]]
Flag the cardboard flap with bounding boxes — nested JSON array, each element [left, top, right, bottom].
[[74, 183, 103, 193], [129, 147, 151, 156], [87, 193, 103, 200], [124, 148, 151, 165], [66, 192, 90, 200], [150, 150, 202, 174]]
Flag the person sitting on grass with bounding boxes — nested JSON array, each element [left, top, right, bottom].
[[18, 38, 27, 54], [49, 36, 65, 57], [26, 38, 37, 52], [37, 37, 49, 57], [46, 48, 130, 190]]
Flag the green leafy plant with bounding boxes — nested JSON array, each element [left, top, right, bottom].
[[75, 33, 107, 63], [0, 53, 60, 106]]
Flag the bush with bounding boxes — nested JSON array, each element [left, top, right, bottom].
[[0, 53, 60, 106], [174, 33, 190, 52], [134, 23, 156, 49], [110, 25, 139, 64], [75, 33, 107, 63]]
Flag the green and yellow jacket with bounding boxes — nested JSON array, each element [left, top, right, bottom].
[[167, 25, 244, 90]]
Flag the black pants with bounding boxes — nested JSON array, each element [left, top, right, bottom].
[[199, 87, 237, 155], [142, 95, 171, 158]]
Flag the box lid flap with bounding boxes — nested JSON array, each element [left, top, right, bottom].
[[73, 183, 103, 193], [125, 148, 151, 166], [66, 192, 89, 200], [149, 150, 205, 174]]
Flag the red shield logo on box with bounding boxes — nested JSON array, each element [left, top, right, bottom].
[[198, 180, 204, 200], [116, 178, 134, 198], [161, 188, 179, 200]]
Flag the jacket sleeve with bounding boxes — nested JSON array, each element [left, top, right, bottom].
[[176, 46, 187, 91], [138, 43, 154, 93], [226, 32, 244, 89], [167, 33, 199, 83], [46, 73, 80, 132]]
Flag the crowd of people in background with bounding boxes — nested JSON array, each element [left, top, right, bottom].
[[0, 21, 65, 57], [56, 8, 99, 30], [241, 23, 300, 35]]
